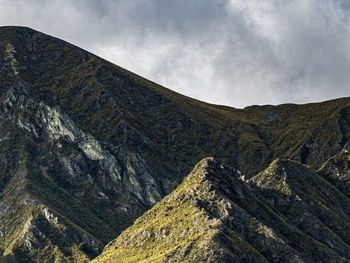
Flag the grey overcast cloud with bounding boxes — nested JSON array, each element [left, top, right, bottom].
[[0, 0, 350, 107]]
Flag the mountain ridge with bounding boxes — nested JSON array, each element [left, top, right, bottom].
[[93, 157, 350, 262], [0, 26, 349, 262]]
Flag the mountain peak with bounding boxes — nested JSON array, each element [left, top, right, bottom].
[[93, 158, 249, 263], [250, 158, 302, 195], [0, 26, 36, 36], [1, 27, 350, 262], [94, 157, 350, 262]]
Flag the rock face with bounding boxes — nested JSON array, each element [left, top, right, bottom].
[[0, 26, 350, 262], [94, 158, 350, 263]]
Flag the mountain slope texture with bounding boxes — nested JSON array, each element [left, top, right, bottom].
[[93, 157, 350, 263], [0, 26, 349, 262]]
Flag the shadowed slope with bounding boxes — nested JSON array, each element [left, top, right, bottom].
[[318, 143, 350, 197], [94, 158, 350, 262]]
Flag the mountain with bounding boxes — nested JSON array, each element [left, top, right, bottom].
[[93, 157, 350, 262], [318, 143, 350, 196], [0, 26, 349, 262]]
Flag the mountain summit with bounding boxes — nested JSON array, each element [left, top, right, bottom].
[[0, 26, 349, 262]]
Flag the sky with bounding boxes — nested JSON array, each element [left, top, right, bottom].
[[1, 0, 350, 108]]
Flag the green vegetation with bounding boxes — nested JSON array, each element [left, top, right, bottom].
[[94, 157, 350, 262], [93, 159, 233, 262], [0, 26, 350, 262]]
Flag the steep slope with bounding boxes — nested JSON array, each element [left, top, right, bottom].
[[93, 158, 350, 263], [318, 143, 350, 197], [0, 26, 350, 262]]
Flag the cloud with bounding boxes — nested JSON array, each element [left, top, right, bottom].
[[0, 0, 350, 107]]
